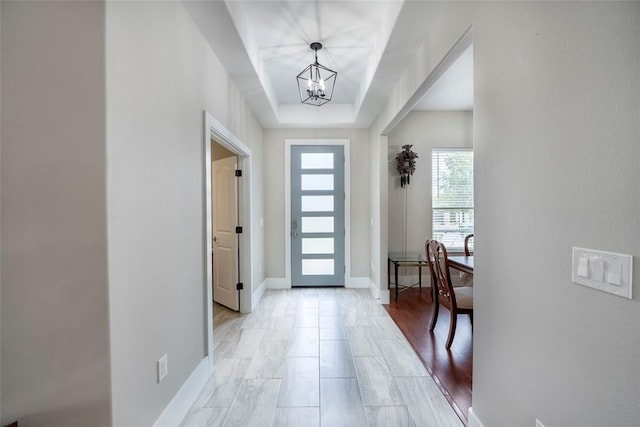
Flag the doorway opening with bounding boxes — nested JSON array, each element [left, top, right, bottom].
[[380, 27, 474, 425], [203, 111, 253, 362]]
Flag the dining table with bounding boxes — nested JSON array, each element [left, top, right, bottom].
[[447, 255, 474, 274]]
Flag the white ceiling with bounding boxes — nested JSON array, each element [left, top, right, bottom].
[[183, 1, 470, 129], [413, 45, 474, 111]]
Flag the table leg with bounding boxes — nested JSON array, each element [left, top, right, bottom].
[[395, 262, 399, 302], [387, 258, 391, 289], [419, 265, 422, 291]]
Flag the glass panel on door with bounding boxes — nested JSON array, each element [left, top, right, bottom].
[[301, 153, 334, 169], [302, 238, 334, 254], [302, 259, 335, 275], [301, 196, 334, 212], [301, 217, 334, 233], [301, 174, 334, 191]]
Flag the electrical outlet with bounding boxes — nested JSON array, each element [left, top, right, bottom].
[[157, 354, 168, 383]]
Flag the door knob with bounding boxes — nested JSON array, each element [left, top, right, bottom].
[[213, 236, 217, 242]]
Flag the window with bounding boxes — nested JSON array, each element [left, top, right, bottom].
[[432, 148, 474, 250]]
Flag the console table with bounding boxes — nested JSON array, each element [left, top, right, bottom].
[[388, 252, 428, 302]]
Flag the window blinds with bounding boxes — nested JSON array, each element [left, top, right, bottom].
[[432, 148, 474, 250]]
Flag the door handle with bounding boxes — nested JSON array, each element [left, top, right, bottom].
[[213, 236, 217, 242], [291, 220, 298, 239]]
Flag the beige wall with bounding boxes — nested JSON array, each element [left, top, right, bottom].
[[373, 2, 640, 425], [1, 2, 111, 425], [106, 2, 264, 425], [263, 128, 370, 280]]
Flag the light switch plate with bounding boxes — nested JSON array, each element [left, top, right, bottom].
[[572, 247, 633, 299], [158, 354, 168, 383]]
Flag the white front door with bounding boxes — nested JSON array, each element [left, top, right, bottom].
[[212, 156, 239, 311]]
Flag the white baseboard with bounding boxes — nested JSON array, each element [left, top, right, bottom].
[[265, 277, 291, 289], [153, 357, 211, 427], [345, 276, 370, 288], [265, 277, 385, 299], [252, 279, 267, 310], [378, 288, 390, 304], [468, 407, 485, 427], [368, 279, 390, 304]]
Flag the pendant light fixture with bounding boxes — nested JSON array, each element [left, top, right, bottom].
[[296, 42, 337, 107]]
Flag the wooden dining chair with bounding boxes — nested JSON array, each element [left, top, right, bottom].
[[424, 239, 438, 302], [460, 233, 474, 286], [464, 233, 474, 256], [427, 240, 473, 349]]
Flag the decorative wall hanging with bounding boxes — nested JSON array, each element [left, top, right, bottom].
[[395, 144, 418, 187]]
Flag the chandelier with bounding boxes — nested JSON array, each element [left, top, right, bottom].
[[296, 42, 337, 107]]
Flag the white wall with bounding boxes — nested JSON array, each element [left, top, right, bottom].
[[373, 2, 640, 426], [1, 2, 111, 425], [246, 123, 265, 305], [106, 2, 263, 425], [368, 127, 387, 302], [263, 129, 370, 280]]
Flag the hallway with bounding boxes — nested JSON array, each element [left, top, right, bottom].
[[182, 288, 462, 426]]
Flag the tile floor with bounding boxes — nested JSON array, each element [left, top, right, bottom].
[[181, 288, 463, 427]]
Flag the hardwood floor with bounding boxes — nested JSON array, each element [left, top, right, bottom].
[[184, 289, 463, 426], [384, 287, 472, 426]]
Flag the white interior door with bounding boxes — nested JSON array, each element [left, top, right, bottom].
[[212, 156, 239, 310]]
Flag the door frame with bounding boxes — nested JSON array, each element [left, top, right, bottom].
[[285, 139, 351, 287], [203, 111, 252, 361]]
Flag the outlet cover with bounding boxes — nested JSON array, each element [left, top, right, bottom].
[[158, 354, 168, 383]]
